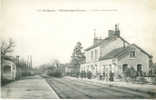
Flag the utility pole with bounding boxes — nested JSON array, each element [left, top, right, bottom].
[[16, 56, 20, 65], [27, 56, 30, 75], [30, 55, 32, 75], [30, 55, 32, 69], [1, 48, 3, 80], [16, 55, 20, 79], [27, 55, 32, 75]]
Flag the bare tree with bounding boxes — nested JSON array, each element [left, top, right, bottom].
[[1, 38, 15, 57]]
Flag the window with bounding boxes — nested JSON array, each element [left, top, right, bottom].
[[87, 65, 89, 71], [130, 51, 136, 58], [91, 65, 94, 70], [91, 51, 93, 60], [87, 52, 89, 62], [137, 64, 142, 72], [103, 65, 105, 72], [4, 65, 11, 73], [95, 49, 98, 61], [95, 64, 98, 73]]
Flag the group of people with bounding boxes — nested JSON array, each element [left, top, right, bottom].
[[99, 71, 114, 81]]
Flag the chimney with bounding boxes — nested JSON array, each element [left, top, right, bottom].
[[114, 24, 120, 36], [108, 24, 120, 38], [93, 29, 103, 45]]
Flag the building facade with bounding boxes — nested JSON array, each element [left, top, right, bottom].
[[80, 25, 153, 81]]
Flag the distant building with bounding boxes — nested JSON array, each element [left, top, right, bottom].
[[64, 64, 74, 74], [80, 24, 153, 81]]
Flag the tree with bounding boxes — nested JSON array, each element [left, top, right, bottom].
[[1, 38, 15, 57], [71, 42, 85, 65], [71, 42, 85, 74]]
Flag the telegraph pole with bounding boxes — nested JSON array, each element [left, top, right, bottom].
[[16, 56, 20, 65], [16, 55, 20, 79], [30, 55, 32, 75], [30, 55, 32, 69], [1, 48, 3, 80], [27, 55, 30, 75]]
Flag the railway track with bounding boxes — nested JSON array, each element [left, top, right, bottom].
[[45, 77, 155, 99], [46, 78, 94, 99], [54, 78, 118, 99], [63, 78, 150, 98], [64, 77, 152, 98], [74, 78, 156, 96]]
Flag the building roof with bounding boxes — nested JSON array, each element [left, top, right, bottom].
[[99, 44, 152, 61], [85, 37, 109, 51], [99, 47, 127, 60], [131, 43, 153, 58], [85, 36, 129, 51]]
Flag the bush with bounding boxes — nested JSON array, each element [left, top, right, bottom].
[[136, 77, 148, 83], [66, 72, 71, 76], [1, 79, 13, 86], [122, 67, 137, 82], [87, 71, 92, 79], [76, 72, 80, 78], [70, 72, 79, 77], [80, 71, 83, 78], [80, 71, 87, 78], [47, 71, 62, 78]]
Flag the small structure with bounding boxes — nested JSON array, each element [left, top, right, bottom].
[[2, 59, 16, 80]]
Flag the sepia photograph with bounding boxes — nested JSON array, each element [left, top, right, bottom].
[[1, 0, 156, 99]]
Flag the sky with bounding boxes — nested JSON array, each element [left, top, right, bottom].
[[1, 0, 156, 67]]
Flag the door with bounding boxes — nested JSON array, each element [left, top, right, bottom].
[[122, 64, 128, 72], [137, 64, 142, 76]]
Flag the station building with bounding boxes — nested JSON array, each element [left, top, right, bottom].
[[80, 25, 153, 81]]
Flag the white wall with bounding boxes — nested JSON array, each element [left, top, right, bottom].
[[118, 45, 151, 74], [85, 46, 100, 63], [100, 37, 128, 57]]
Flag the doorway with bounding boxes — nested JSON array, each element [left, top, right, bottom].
[[122, 64, 128, 72], [137, 64, 142, 76]]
